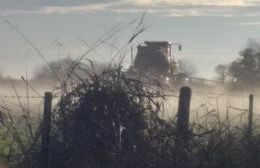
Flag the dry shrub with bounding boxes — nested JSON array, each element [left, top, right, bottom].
[[14, 65, 260, 168], [17, 66, 168, 168]]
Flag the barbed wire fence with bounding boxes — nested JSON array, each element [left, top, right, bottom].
[[0, 84, 259, 167]]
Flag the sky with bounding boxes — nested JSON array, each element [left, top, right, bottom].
[[1, 0, 260, 79]]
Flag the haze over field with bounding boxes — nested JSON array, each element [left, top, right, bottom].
[[1, 0, 260, 79], [1, 0, 260, 128], [3, 2, 260, 167]]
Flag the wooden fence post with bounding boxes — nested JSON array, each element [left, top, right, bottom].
[[40, 92, 52, 168], [176, 86, 192, 141], [247, 94, 253, 144], [175, 87, 192, 167]]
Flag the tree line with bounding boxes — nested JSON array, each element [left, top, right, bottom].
[[215, 39, 260, 86]]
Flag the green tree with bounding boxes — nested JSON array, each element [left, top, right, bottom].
[[228, 40, 260, 85], [215, 64, 227, 83], [33, 58, 109, 82], [33, 58, 74, 81]]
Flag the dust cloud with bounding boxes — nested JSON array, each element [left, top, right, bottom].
[[163, 85, 260, 125], [1, 79, 260, 126]]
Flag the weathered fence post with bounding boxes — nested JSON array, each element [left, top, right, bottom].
[[176, 86, 192, 141], [247, 94, 253, 144], [246, 94, 257, 168], [40, 92, 52, 168], [175, 87, 192, 167]]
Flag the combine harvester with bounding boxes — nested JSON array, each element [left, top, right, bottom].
[[128, 41, 217, 87]]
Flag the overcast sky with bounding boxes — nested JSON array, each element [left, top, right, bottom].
[[1, 0, 260, 79]]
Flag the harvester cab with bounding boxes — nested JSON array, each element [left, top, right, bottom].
[[129, 41, 218, 86], [130, 41, 182, 80]]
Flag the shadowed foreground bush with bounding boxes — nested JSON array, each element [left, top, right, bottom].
[[17, 67, 167, 168], [15, 67, 260, 168]]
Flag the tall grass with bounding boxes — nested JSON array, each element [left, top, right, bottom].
[[1, 64, 257, 168], [1, 13, 260, 168]]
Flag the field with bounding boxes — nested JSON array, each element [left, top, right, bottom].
[[3, 0, 260, 167], [1, 12, 260, 168], [0, 68, 260, 168]]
